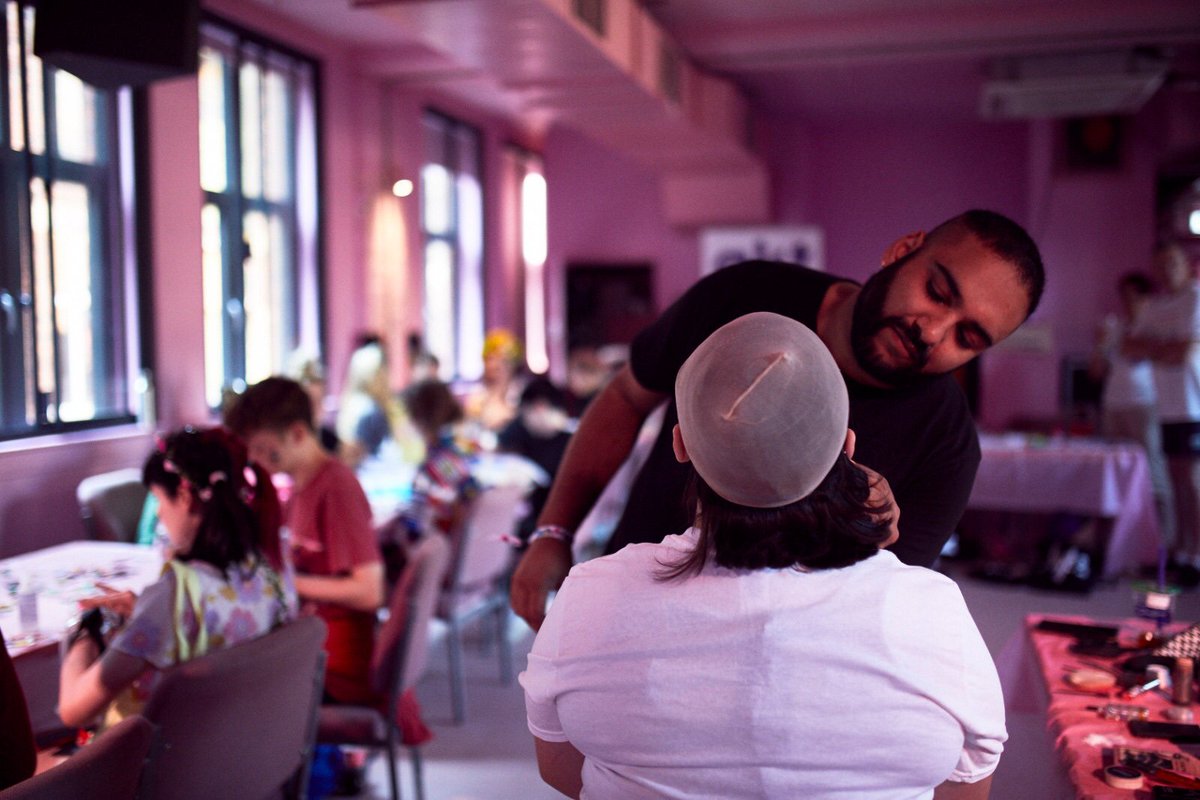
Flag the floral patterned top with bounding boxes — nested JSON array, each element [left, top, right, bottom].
[[107, 557, 297, 714]]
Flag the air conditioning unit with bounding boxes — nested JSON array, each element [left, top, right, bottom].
[[980, 49, 1168, 119]]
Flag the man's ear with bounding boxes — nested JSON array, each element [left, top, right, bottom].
[[881, 230, 926, 267], [671, 424, 690, 464], [843, 428, 856, 460]]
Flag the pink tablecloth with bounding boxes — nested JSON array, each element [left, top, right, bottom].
[[970, 434, 1162, 579], [1002, 613, 1197, 800]]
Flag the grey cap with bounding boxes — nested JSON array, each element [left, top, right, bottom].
[[675, 312, 849, 508]]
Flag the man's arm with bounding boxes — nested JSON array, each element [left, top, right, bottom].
[[934, 775, 992, 800], [534, 738, 584, 799], [510, 366, 665, 630], [293, 562, 384, 612]]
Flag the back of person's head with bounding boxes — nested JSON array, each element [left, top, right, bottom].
[[482, 329, 522, 364], [519, 376, 566, 410], [404, 379, 464, 440], [928, 209, 1045, 318], [344, 343, 387, 394], [143, 426, 283, 572], [664, 312, 892, 578], [223, 376, 314, 438]]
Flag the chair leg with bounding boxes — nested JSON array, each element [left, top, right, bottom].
[[496, 601, 514, 685], [386, 728, 401, 800], [447, 618, 466, 724], [408, 745, 425, 800]]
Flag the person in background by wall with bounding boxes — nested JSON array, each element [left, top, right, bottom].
[[1124, 244, 1200, 587], [337, 340, 424, 469], [402, 380, 480, 543], [562, 345, 611, 418], [1090, 272, 1175, 550], [289, 351, 340, 455], [499, 377, 575, 541], [463, 329, 526, 441]]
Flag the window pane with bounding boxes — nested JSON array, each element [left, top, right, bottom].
[[456, 172, 484, 379], [29, 178, 54, 406], [424, 239, 455, 371], [7, 3, 23, 150], [262, 67, 290, 203], [49, 181, 95, 421], [198, 47, 228, 194], [21, 5, 43, 155], [421, 163, 453, 235], [242, 209, 287, 385], [239, 59, 262, 199], [54, 70, 98, 164], [201, 202, 227, 409]]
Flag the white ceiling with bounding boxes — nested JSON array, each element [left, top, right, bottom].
[[245, 0, 1200, 127]]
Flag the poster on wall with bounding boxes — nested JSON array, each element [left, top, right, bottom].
[[700, 225, 824, 276]]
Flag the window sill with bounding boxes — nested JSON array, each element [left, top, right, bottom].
[[0, 423, 155, 457]]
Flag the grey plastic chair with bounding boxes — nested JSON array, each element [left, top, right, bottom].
[[0, 715, 155, 800], [437, 484, 527, 723], [317, 534, 451, 800], [138, 615, 327, 800], [77, 468, 148, 543]]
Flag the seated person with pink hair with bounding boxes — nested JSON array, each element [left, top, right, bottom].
[[521, 313, 1005, 799]]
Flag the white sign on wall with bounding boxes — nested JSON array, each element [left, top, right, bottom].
[[700, 225, 824, 276]]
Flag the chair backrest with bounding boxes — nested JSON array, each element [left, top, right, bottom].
[[138, 615, 327, 800], [373, 534, 451, 701], [444, 484, 527, 604], [0, 715, 156, 800], [77, 468, 148, 543]]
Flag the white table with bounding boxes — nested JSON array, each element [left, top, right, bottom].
[[0, 541, 162, 732], [969, 433, 1161, 580]]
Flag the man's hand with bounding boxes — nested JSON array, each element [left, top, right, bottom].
[[510, 537, 572, 631]]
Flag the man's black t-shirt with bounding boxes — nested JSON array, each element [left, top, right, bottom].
[[609, 260, 980, 568]]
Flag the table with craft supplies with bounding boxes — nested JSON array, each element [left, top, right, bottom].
[[1, 541, 162, 733]]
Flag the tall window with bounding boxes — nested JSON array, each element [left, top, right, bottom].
[[198, 20, 320, 408], [0, 1, 138, 439], [421, 110, 483, 380]]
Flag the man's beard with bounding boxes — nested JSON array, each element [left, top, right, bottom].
[[849, 252, 935, 387]]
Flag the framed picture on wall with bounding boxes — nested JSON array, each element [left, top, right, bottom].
[[566, 263, 657, 351], [700, 225, 825, 276]]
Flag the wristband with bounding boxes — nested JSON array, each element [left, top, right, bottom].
[[528, 525, 574, 546]]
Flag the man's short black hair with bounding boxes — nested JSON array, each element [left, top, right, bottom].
[[929, 209, 1046, 319]]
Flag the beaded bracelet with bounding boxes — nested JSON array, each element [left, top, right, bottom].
[[527, 525, 574, 546]]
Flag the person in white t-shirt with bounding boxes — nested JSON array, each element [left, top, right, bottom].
[[520, 312, 1006, 800], [1125, 243, 1200, 585], [1091, 272, 1175, 545]]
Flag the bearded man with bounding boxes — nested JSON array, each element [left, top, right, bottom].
[[512, 209, 1045, 629]]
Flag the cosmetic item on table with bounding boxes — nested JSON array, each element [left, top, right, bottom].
[[1091, 703, 1151, 721]]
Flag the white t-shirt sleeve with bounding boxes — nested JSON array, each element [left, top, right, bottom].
[[884, 571, 1007, 784], [519, 581, 572, 743]]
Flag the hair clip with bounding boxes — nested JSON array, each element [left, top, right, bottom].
[[209, 470, 228, 485], [162, 458, 180, 474]]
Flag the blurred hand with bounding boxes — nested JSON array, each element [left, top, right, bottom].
[[78, 582, 137, 618], [510, 538, 572, 631], [857, 462, 900, 548]]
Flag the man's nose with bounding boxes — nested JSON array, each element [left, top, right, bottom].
[[918, 312, 953, 346]]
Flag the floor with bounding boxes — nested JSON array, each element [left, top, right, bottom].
[[360, 562, 1200, 800]]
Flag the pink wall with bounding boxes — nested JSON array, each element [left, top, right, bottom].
[[542, 125, 699, 377]]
